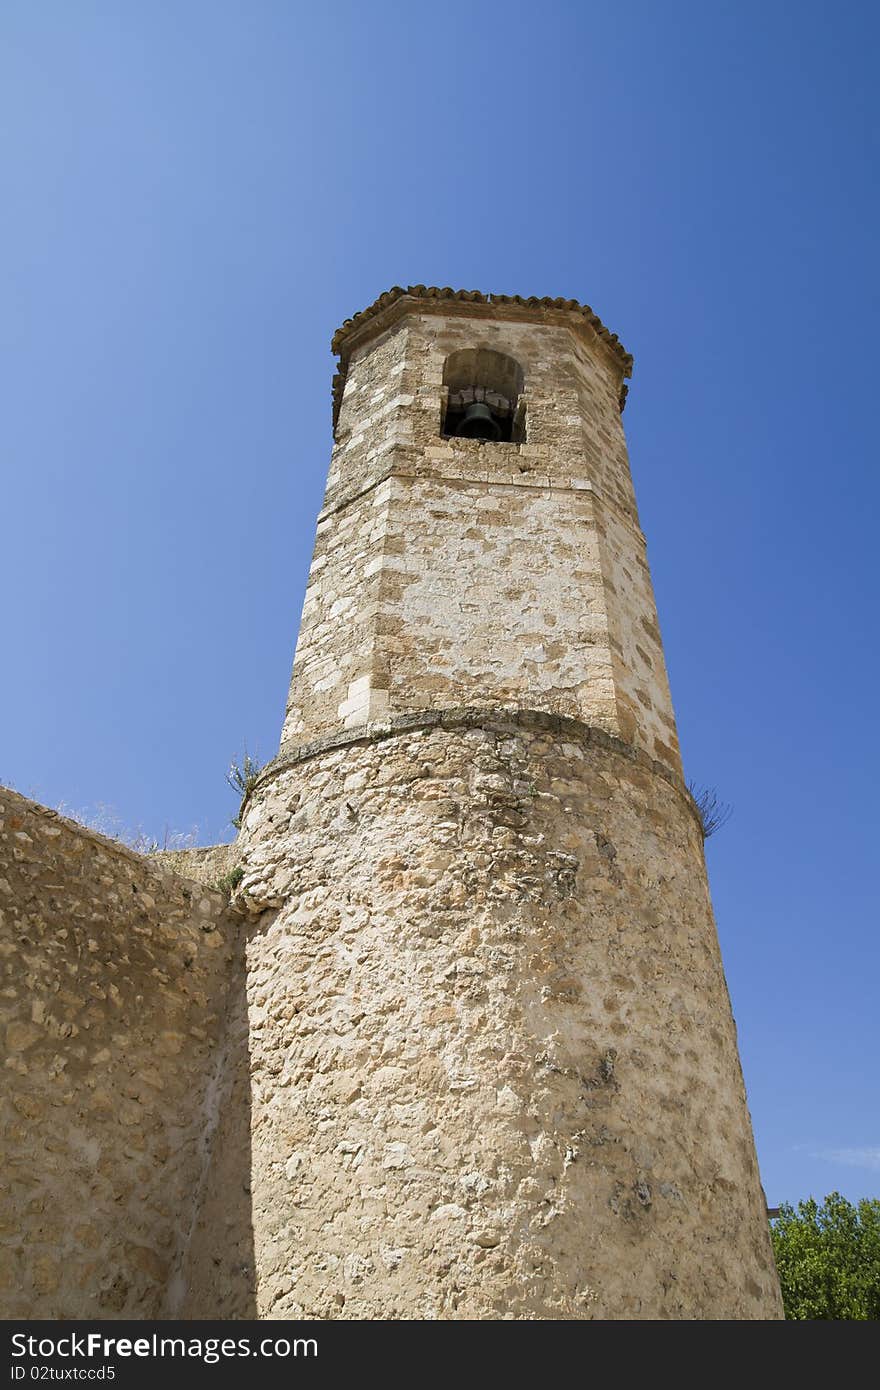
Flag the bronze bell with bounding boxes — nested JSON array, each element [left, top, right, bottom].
[[455, 401, 501, 441]]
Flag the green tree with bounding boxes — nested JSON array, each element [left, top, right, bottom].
[[771, 1192, 880, 1319]]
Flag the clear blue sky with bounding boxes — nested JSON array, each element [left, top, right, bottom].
[[2, 1, 878, 1209]]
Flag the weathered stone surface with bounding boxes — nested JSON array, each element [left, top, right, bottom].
[[230, 720, 780, 1319], [152, 841, 240, 888], [0, 790, 241, 1319]]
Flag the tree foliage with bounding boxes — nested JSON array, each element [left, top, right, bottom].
[[771, 1192, 880, 1319]]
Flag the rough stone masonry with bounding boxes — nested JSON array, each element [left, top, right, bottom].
[[0, 287, 783, 1319], [230, 287, 782, 1318]]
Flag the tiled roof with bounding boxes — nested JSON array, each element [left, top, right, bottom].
[[330, 285, 633, 374]]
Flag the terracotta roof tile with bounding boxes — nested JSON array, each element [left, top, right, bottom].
[[330, 285, 633, 374]]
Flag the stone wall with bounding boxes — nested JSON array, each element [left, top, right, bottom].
[[0, 788, 241, 1318], [596, 497, 680, 765], [233, 714, 782, 1319], [152, 841, 240, 888]]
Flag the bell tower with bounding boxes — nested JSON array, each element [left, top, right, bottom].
[[234, 288, 782, 1319]]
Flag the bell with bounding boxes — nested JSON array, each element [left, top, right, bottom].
[[455, 401, 501, 441]]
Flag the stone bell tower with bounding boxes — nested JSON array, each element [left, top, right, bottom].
[[234, 287, 782, 1319]]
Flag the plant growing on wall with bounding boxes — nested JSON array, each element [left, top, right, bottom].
[[687, 782, 733, 839], [226, 749, 265, 828]]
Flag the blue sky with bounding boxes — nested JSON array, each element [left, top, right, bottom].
[[2, 1, 878, 1208]]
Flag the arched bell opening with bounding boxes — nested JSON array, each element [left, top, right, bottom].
[[441, 347, 526, 443]]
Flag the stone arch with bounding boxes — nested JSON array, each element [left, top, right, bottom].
[[441, 347, 526, 442]]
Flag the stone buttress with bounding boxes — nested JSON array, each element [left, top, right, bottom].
[[225, 288, 782, 1319]]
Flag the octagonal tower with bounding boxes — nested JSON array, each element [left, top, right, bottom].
[[231, 288, 782, 1319]]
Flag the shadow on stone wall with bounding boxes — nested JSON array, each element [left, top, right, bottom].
[[172, 919, 261, 1319]]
